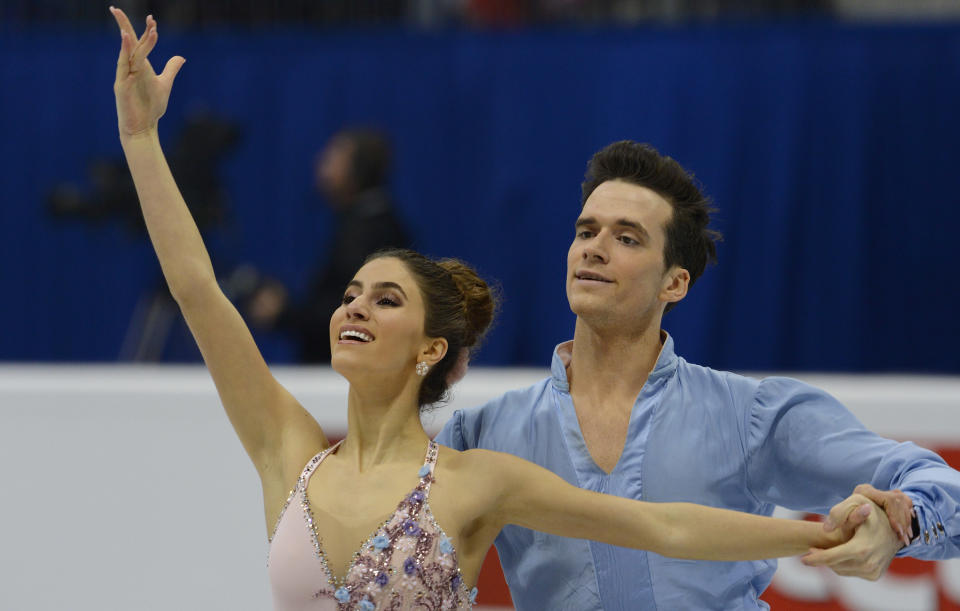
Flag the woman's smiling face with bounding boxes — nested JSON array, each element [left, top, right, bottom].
[[329, 257, 432, 380]]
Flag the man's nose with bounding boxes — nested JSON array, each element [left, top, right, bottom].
[[581, 236, 608, 262]]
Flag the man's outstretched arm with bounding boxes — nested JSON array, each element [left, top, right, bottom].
[[746, 377, 960, 578]]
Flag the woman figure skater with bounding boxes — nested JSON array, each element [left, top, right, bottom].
[[109, 8, 877, 609]]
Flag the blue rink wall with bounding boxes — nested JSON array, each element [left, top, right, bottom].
[[2, 22, 959, 371]]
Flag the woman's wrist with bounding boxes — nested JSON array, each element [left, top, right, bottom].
[[118, 124, 160, 143], [813, 520, 844, 549]]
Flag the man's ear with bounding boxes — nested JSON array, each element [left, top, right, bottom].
[[660, 266, 690, 305]]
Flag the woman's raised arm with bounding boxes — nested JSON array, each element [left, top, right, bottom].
[[478, 449, 865, 562], [109, 8, 326, 502]]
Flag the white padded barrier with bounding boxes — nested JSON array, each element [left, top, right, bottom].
[[0, 365, 958, 610]]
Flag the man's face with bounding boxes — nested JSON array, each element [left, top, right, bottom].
[[566, 180, 679, 329]]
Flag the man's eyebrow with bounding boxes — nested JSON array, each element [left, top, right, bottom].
[[347, 280, 408, 299], [614, 218, 650, 239], [575, 216, 650, 239]]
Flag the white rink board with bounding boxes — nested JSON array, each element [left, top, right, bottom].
[[0, 365, 958, 610]]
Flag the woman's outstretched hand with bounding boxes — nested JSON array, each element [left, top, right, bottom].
[[110, 7, 185, 137]]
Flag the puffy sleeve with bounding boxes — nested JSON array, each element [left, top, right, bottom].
[[744, 376, 960, 559], [435, 409, 470, 450]]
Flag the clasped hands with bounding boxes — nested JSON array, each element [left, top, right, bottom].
[[803, 483, 914, 581]]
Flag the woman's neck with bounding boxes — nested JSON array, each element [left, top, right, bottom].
[[338, 376, 431, 472]]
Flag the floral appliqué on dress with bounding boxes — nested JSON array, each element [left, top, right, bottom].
[[268, 440, 476, 610]]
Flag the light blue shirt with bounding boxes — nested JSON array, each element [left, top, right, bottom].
[[436, 336, 960, 610]]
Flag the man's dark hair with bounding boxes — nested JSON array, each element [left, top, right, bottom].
[[581, 141, 721, 312]]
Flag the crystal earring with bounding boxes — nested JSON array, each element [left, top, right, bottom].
[[416, 361, 429, 376]]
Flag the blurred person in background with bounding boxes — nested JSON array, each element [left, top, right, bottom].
[[108, 10, 876, 610], [437, 141, 960, 610], [248, 128, 411, 363]]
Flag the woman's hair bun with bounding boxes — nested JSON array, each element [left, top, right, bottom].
[[438, 259, 498, 349], [362, 248, 500, 408]]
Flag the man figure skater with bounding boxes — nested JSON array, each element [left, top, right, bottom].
[[437, 141, 960, 609]]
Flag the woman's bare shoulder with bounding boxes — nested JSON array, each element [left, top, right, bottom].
[[436, 446, 523, 494], [438, 445, 515, 469]]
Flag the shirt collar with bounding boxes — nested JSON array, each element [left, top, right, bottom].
[[550, 330, 679, 392]]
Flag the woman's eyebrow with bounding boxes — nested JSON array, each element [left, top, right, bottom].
[[347, 280, 407, 299], [374, 281, 407, 298]]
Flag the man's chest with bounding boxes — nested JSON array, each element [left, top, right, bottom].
[[567, 395, 755, 509], [573, 399, 634, 474]]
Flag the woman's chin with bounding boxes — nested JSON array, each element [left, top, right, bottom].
[[330, 351, 376, 378], [329, 351, 356, 375], [330, 353, 409, 389]]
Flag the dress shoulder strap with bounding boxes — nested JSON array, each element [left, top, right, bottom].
[[298, 440, 343, 486], [419, 440, 440, 495]]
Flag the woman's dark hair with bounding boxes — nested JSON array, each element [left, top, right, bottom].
[[364, 248, 498, 408], [581, 141, 722, 312]]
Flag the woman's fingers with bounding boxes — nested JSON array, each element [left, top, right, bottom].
[[160, 56, 187, 87], [853, 484, 914, 546], [111, 7, 160, 79], [115, 31, 132, 81], [112, 6, 137, 82], [136, 14, 156, 50], [129, 25, 159, 72], [109, 6, 138, 41]]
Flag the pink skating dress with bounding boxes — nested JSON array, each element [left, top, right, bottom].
[[268, 440, 477, 610]]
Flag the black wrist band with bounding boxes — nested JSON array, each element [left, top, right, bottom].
[[910, 513, 921, 544]]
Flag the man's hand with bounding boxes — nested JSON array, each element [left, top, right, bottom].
[[836, 483, 914, 546], [802, 494, 903, 580]]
